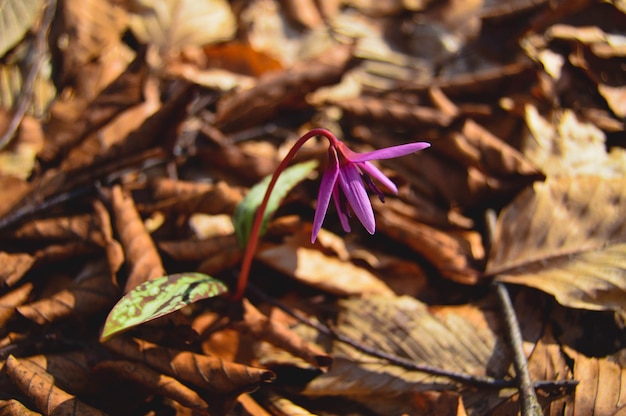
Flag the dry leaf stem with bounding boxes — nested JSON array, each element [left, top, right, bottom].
[[494, 282, 543, 415], [0, 0, 57, 150], [487, 210, 542, 416]]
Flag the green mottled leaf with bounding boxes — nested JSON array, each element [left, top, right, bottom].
[[101, 273, 227, 341], [234, 160, 318, 246]]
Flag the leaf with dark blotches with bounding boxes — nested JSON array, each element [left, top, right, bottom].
[[100, 273, 228, 341]]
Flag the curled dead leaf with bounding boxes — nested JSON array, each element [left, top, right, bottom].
[[5, 355, 108, 416], [110, 185, 165, 293], [104, 336, 275, 395]]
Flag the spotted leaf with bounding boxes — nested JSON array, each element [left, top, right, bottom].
[[101, 273, 228, 341]]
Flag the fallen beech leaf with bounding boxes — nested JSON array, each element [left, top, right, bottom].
[[231, 299, 333, 369], [440, 119, 543, 179], [110, 185, 165, 293], [128, 0, 236, 54], [523, 106, 626, 177], [0, 112, 44, 179], [40, 48, 146, 166], [0, 176, 30, 220], [12, 214, 105, 245], [0, 0, 44, 57], [145, 178, 243, 215], [335, 96, 455, 128], [18, 260, 118, 325], [104, 337, 275, 394], [562, 346, 626, 415], [260, 295, 513, 415], [0, 399, 41, 415], [14, 352, 101, 397], [488, 326, 574, 415], [0, 252, 35, 287], [93, 200, 124, 276], [50, 0, 130, 93], [0, 283, 33, 327], [94, 360, 209, 412], [159, 234, 238, 262], [374, 201, 483, 284], [101, 272, 227, 341], [488, 176, 626, 311], [5, 355, 107, 416], [214, 45, 353, 132], [257, 242, 395, 296]]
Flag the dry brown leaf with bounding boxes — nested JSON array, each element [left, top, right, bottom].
[[488, 176, 626, 311], [39, 49, 147, 166], [201, 41, 283, 77], [0, 112, 44, 180], [564, 347, 626, 415], [32, 241, 99, 266], [231, 299, 333, 369], [0, 283, 33, 328], [94, 360, 209, 412], [13, 352, 102, 397], [257, 236, 395, 297], [598, 84, 626, 119], [51, 0, 131, 96], [523, 106, 626, 177], [411, 391, 468, 416], [440, 119, 543, 179], [12, 214, 105, 245], [93, 200, 124, 276], [334, 96, 455, 128], [260, 295, 513, 415], [0, 252, 35, 287], [145, 178, 243, 215], [0, 399, 41, 416], [159, 234, 239, 262], [214, 44, 353, 132], [0, 177, 31, 221], [196, 244, 244, 276], [5, 355, 108, 416], [17, 260, 118, 325], [374, 201, 483, 284], [487, 325, 574, 415], [104, 336, 275, 394], [110, 185, 165, 293], [127, 0, 236, 56]]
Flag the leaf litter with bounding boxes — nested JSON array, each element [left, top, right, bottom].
[[0, 0, 625, 415]]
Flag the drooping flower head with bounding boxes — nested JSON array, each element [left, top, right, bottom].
[[311, 136, 430, 243]]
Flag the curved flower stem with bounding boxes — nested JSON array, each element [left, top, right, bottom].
[[231, 128, 338, 300]]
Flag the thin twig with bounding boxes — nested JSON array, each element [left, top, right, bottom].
[[0, 0, 57, 150], [486, 209, 543, 416], [246, 282, 577, 392]]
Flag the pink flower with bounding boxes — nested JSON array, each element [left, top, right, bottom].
[[311, 138, 430, 243]]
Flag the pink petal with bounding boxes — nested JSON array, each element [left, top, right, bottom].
[[338, 162, 375, 234], [358, 161, 398, 194], [333, 186, 351, 232], [311, 148, 340, 243], [345, 142, 430, 162]]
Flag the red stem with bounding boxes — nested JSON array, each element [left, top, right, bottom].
[[231, 128, 338, 300]]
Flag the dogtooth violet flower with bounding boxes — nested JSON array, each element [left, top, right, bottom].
[[311, 135, 430, 243], [232, 128, 429, 300]]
